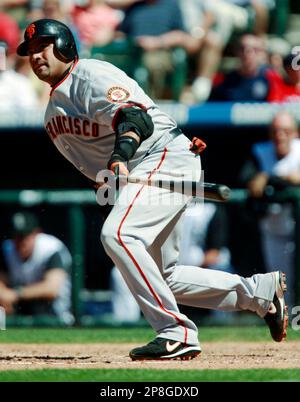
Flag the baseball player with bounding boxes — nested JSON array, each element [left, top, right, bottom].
[[17, 19, 288, 361], [0, 211, 73, 323]]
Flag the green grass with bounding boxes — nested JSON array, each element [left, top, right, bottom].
[[0, 326, 299, 344], [0, 327, 299, 382], [0, 368, 299, 382]]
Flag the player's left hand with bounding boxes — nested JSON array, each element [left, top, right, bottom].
[[107, 162, 129, 201], [109, 161, 129, 178]]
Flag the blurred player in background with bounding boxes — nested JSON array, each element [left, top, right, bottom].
[[0, 212, 73, 324]]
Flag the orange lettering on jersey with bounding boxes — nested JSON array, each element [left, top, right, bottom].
[[68, 116, 74, 134], [52, 118, 59, 136], [46, 122, 57, 140], [92, 122, 99, 137], [62, 116, 70, 133], [74, 118, 81, 135], [56, 116, 64, 134], [83, 120, 90, 136], [49, 116, 100, 137]]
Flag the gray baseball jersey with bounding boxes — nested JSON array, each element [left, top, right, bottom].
[[45, 58, 178, 180], [43, 57, 276, 347]]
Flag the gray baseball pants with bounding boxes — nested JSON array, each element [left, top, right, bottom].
[[101, 135, 276, 346]]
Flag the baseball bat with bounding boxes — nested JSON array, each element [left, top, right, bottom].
[[123, 176, 231, 202]]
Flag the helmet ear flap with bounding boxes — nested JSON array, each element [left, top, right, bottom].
[[55, 34, 77, 63], [54, 36, 69, 62]]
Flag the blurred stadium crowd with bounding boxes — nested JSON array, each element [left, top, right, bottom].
[[1, 0, 300, 325], [0, 0, 299, 106]]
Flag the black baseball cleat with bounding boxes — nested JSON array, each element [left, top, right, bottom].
[[264, 271, 288, 342], [129, 338, 201, 361]]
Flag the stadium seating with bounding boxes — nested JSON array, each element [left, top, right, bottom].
[[90, 39, 149, 93]]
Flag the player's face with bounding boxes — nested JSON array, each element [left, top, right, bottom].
[[28, 38, 70, 85], [271, 114, 298, 158], [14, 232, 38, 261], [238, 35, 266, 71]]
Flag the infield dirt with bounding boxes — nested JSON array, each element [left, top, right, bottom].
[[0, 341, 300, 370]]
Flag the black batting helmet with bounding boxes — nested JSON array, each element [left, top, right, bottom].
[[17, 19, 78, 62]]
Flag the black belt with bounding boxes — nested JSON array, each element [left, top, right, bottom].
[[169, 127, 183, 141], [143, 127, 183, 159]]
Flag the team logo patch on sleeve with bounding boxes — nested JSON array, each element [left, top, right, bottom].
[[107, 86, 130, 103]]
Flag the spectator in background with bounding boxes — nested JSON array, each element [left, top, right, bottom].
[[0, 10, 20, 55], [266, 36, 291, 75], [209, 34, 275, 102], [0, 0, 30, 25], [268, 53, 300, 103], [0, 11, 38, 110], [224, 0, 274, 36], [179, 0, 221, 104], [72, 0, 121, 48], [180, 0, 254, 103], [0, 0, 29, 9], [0, 212, 73, 324], [240, 111, 300, 306], [26, 0, 74, 18], [108, 0, 200, 99]]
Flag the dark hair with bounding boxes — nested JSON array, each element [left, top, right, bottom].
[[10, 212, 40, 237], [283, 53, 296, 70]]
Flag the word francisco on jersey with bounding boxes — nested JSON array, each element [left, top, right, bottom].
[[45, 115, 100, 139]]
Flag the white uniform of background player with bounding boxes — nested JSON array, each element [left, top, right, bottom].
[[1, 233, 72, 322], [17, 19, 285, 359]]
